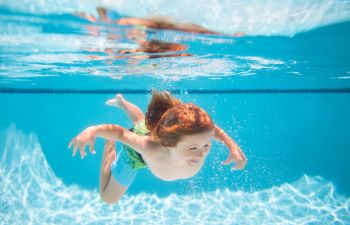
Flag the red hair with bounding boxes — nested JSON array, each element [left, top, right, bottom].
[[145, 90, 214, 147]]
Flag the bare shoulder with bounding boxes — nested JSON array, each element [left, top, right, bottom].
[[140, 138, 168, 167], [119, 129, 162, 155], [143, 136, 162, 151], [142, 137, 164, 157]]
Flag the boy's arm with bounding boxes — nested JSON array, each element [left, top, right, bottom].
[[68, 124, 155, 159], [213, 125, 247, 170]]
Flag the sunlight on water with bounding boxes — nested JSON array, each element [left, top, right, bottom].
[[101, 0, 350, 36], [1, 125, 349, 224], [1, 0, 349, 36]]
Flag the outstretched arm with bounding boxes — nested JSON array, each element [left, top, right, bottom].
[[68, 124, 154, 159], [213, 125, 247, 170]]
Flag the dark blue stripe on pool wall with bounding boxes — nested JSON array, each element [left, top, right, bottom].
[[0, 87, 350, 94]]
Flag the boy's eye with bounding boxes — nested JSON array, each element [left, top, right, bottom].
[[204, 144, 209, 148], [189, 147, 197, 150]]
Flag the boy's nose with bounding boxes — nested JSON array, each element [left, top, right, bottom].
[[193, 151, 203, 158]]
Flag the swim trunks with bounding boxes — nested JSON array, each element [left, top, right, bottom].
[[110, 121, 149, 187], [124, 121, 149, 170], [110, 148, 138, 187]]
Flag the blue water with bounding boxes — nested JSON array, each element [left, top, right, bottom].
[[1, 1, 350, 224]]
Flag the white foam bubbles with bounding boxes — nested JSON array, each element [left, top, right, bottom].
[[0, 125, 349, 224]]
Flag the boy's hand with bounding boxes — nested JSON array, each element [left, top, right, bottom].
[[103, 141, 117, 173], [222, 146, 247, 170], [68, 126, 97, 159]]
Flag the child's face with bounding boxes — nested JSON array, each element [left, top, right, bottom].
[[169, 129, 214, 166]]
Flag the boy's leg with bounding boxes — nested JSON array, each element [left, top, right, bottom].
[[106, 94, 145, 125], [99, 141, 128, 204]]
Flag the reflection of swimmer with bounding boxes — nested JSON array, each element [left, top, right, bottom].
[[77, 7, 245, 36], [120, 40, 187, 54], [77, 8, 193, 62], [100, 39, 192, 61], [87, 39, 192, 62], [118, 40, 193, 59], [117, 17, 220, 35], [69, 90, 247, 204]]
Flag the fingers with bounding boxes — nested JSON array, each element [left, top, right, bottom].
[[69, 139, 80, 157], [103, 151, 116, 173], [68, 138, 75, 149], [68, 138, 93, 159], [68, 138, 78, 157], [79, 143, 87, 159], [232, 163, 245, 170], [221, 155, 247, 170], [231, 160, 247, 170], [89, 138, 96, 154], [72, 142, 78, 157]]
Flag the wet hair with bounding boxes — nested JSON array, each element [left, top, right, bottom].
[[145, 90, 214, 147]]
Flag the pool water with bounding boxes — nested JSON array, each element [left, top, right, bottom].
[[1, 1, 350, 224]]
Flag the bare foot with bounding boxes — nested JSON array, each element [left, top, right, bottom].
[[106, 94, 124, 108]]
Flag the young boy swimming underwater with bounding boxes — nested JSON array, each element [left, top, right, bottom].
[[69, 90, 247, 204]]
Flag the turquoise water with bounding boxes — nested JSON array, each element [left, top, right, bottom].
[[1, 1, 350, 224]]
